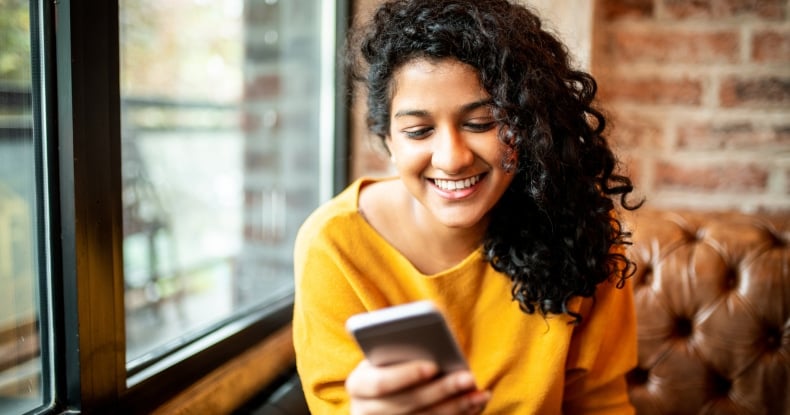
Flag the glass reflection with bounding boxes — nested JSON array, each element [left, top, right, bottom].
[[120, 0, 323, 366], [0, 0, 44, 412]]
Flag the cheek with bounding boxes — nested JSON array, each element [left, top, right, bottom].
[[390, 140, 428, 165]]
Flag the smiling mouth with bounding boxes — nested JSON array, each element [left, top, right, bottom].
[[432, 174, 484, 191]]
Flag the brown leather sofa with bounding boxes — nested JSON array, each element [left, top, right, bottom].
[[248, 209, 789, 414], [624, 209, 789, 415]]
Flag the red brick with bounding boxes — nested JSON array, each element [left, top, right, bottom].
[[664, 0, 785, 20], [620, 157, 646, 189], [241, 112, 260, 133], [244, 74, 281, 99], [244, 190, 261, 209], [609, 114, 665, 149], [600, 77, 703, 105], [243, 224, 258, 242], [676, 121, 778, 149], [654, 160, 769, 191], [752, 30, 790, 63], [719, 0, 786, 19], [599, 0, 654, 20], [663, 0, 715, 19], [719, 76, 790, 107], [609, 30, 739, 64]]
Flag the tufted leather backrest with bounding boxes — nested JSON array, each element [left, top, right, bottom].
[[623, 209, 790, 415]]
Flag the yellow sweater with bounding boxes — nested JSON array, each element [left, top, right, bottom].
[[293, 177, 637, 414]]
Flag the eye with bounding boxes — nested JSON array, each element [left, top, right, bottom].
[[464, 121, 496, 133], [402, 127, 433, 139]]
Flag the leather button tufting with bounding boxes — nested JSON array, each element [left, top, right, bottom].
[[673, 317, 693, 338], [767, 229, 787, 247], [710, 373, 731, 397], [624, 209, 789, 415], [638, 265, 652, 286], [765, 327, 782, 350], [682, 228, 701, 243], [626, 367, 650, 385], [723, 268, 738, 290]]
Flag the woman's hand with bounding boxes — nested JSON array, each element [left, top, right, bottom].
[[346, 359, 491, 414]]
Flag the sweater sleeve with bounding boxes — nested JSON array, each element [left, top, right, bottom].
[[292, 217, 364, 414], [562, 277, 638, 415]]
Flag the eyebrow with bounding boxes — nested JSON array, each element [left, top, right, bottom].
[[393, 99, 494, 118]]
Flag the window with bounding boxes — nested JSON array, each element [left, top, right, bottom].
[[0, 0, 346, 413], [0, 0, 48, 412], [119, 0, 336, 376]]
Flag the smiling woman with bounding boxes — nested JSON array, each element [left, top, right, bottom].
[[293, 0, 642, 414], [385, 59, 515, 234]]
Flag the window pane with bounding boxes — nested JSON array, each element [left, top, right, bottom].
[[0, 0, 45, 412], [120, 0, 325, 368]]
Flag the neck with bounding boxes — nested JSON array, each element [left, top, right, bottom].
[[410, 200, 489, 265]]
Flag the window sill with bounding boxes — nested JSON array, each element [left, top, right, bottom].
[[150, 324, 295, 414]]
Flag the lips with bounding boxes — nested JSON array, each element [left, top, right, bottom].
[[432, 174, 483, 191]]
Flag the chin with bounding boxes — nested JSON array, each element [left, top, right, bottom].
[[434, 211, 487, 230]]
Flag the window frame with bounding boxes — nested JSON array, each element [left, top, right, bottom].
[[35, 0, 349, 413]]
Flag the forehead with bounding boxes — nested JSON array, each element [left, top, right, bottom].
[[389, 58, 488, 110]]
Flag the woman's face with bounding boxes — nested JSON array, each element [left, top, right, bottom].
[[386, 58, 516, 231]]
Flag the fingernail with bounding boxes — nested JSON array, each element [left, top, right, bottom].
[[456, 372, 476, 389], [419, 362, 439, 378]]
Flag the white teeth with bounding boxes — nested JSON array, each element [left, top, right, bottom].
[[434, 175, 480, 191]]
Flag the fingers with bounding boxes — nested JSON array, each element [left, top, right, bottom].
[[408, 372, 491, 415], [347, 361, 491, 415], [414, 389, 492, 415], [346, 359, 439, 398]]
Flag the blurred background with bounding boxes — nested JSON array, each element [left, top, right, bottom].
[[350, 0, 790, 213]]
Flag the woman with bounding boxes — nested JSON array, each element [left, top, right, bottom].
[[293, 0, 642, 413]]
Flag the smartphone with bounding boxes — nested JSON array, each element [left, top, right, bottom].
[[346, 300, 469, 374]]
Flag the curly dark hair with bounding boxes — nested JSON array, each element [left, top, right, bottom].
[[348, 0, 642, 322]]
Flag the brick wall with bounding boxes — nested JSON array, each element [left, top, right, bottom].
[[348, 0, 392, 179], [349, 0, 790, 213], [593, 0, 790, 212], [238, 0, 323, 305]]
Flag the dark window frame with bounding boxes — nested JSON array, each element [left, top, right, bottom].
[[26, 0, 350, 413]]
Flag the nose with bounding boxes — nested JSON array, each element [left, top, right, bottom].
[[431, 127, 474, 175]]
